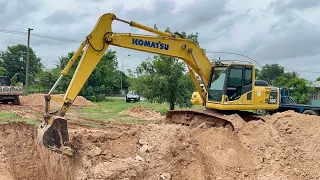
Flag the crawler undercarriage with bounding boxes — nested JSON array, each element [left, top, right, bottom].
[[166, 109, 264, 130]]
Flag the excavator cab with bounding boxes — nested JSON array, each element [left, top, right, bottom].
[[207, 63, 253, 104], [205, 62, 279, 111]]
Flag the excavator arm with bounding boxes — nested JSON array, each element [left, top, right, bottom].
[[39, 13, 213, 156]]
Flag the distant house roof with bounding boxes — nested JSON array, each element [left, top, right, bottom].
[[311, 81, 320, 88]]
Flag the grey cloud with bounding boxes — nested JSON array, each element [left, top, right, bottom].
[[284, 0, 320, 10], [203, 12, 249, 43], [1, 0, 320, 81], [247, 18, 320, 61], [270, 0, 320, 14], [74, 0, 104, 1], [0, 0, 39, 26], [43, 10, 89, 25], [264, 55, 320, 81], [117, 0, 228, 33], [0, 1, 8, 16]]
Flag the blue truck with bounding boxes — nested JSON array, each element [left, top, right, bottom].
[[254, 80, 320, 116], [270, 87, 320, 116]]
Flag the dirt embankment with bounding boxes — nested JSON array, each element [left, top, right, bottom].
[[20, 93, 96, 107], [1, 110, 320, 179], [121, 105, 164, 120], [0, 123, 76, 180]]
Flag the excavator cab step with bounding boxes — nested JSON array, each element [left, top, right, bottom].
[[38, 117, 75, 157]]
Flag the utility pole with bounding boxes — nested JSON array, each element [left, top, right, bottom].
[[120, 54, 131, 94], [25, 28, 33, 95]]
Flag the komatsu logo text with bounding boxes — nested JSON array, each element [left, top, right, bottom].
[[132, 38, 169, 50]]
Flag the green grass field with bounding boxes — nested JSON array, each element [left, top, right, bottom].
[[0, 111, 40, 126], [0, 97, 203, 127], [74, 97, 203, 124]]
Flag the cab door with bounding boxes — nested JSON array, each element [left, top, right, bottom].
[[241, 66, 253, 104], [224, 65, 253, 105]]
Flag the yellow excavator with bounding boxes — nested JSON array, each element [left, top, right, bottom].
[[38, 13, 280, 156]]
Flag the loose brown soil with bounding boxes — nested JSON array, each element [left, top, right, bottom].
[[0, 122, 76, 180], [121, 105, 164, 120], [20, 93, 96, 107], [1, 97, 320, 180]]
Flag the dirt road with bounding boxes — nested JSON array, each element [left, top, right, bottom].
[[1, 95, 320, 179]]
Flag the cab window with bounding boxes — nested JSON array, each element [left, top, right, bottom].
[[227, 68, 243, 87], [244, 67, 252, 85]]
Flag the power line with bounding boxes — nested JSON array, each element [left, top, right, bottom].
[[207, 51, 264, 69], [0, 27, 79, 42], [1, 28, 319, 75], [208, 51, 320, 75], [0, 27, 81, 43]]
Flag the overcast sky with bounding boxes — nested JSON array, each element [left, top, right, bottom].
[[1, 0, 320, 81]]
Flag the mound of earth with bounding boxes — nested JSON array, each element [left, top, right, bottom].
[[1, 110, 320, 179], [20, 93, 95, 107], [121, 105, 163, 120]]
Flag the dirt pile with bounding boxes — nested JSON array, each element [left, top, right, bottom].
[[20, 93, 95, 107], [121, 105, 163, 120], [1, 110, 320, 179]]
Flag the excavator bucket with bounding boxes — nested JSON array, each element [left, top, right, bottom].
[[38, 117, 75, 157]]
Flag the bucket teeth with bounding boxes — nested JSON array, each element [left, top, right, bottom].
[[38, 117, 76, 157]]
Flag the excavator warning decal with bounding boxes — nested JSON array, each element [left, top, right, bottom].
[[132, 38, 169, 50]]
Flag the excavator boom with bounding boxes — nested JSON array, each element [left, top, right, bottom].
[[38, 13, 277, 156], [38, 13, 213, 156]]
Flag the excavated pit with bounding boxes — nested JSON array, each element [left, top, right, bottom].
[[0, 122, 76, 180], [1, 110, 320, 180]]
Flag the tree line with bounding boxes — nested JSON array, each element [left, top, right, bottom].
[[0, 44, 130, 102], [0, 30, 318, 109], [0, 26, 199, 110]]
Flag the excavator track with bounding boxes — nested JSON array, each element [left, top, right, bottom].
[[165, 109, 264, 131]]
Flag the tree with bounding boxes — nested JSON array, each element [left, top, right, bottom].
[[39, 68, 61, 92], [129, 27, 198, 110], [130, 55, 195, 110], [273, 70, 313, 104], [0, 67, 7, 76], [276, 76, 312, 104], [0, 44, 42, 85], [255, 69, 260, 79], [257, 64, 284, 84], [48, 49, 127, 101], [317, 77, 320, 81]]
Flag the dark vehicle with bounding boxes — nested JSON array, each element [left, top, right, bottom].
[[0, 76, 23, 105], [126, 91, 140, 102], [253, 81, 320, 116], [271, 87, 320, 116]]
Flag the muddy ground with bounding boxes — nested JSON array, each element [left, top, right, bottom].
[[1, 94, 320, 180]]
